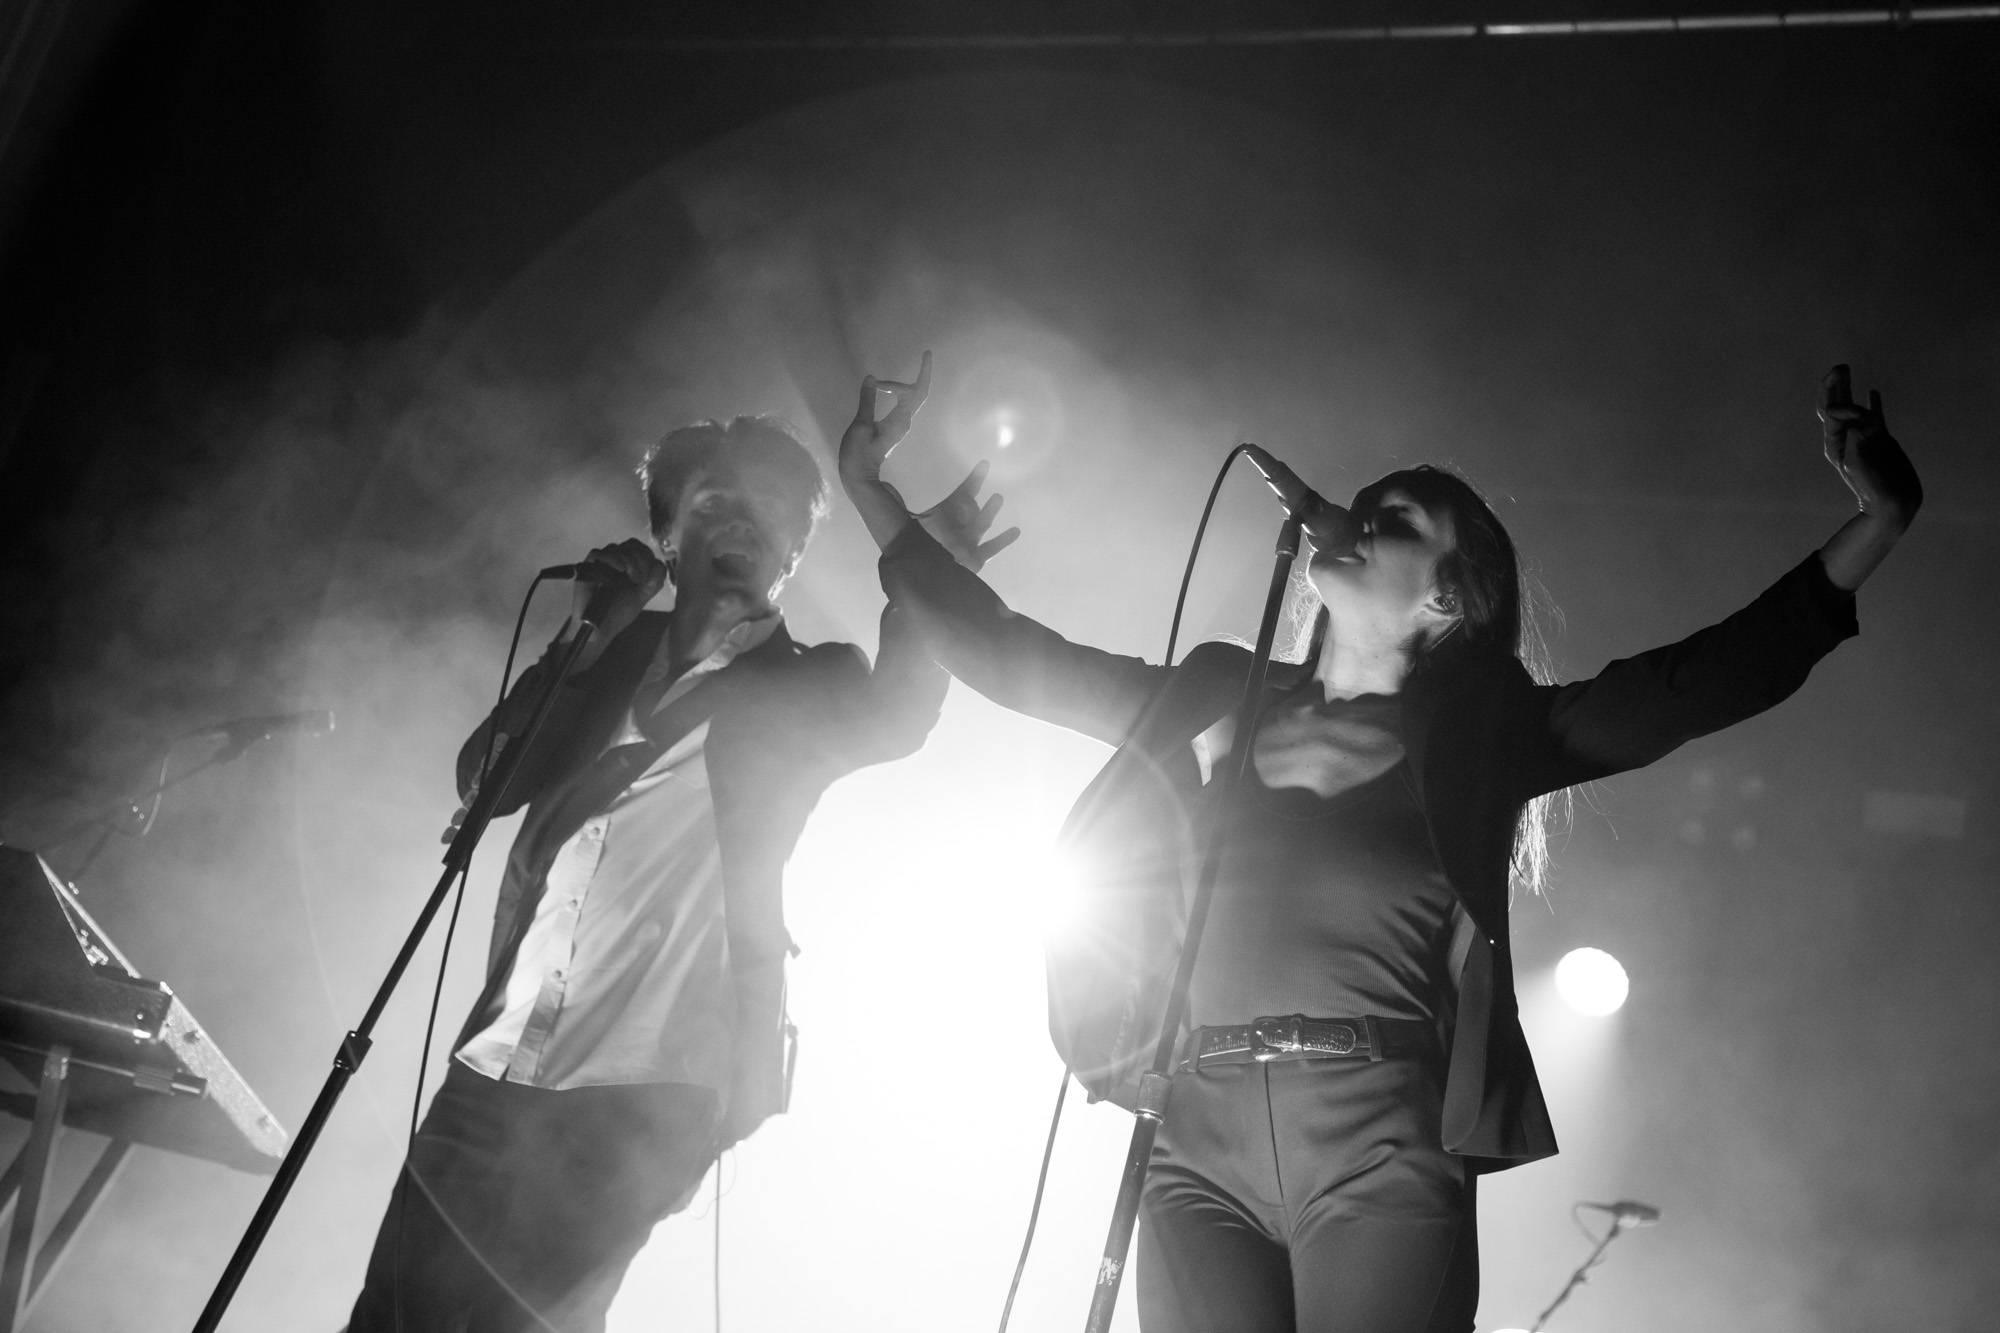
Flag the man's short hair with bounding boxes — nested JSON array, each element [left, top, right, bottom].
[[637, 415, 830, 561]]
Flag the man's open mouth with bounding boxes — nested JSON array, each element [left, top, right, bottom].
[[711, 551, 757, 581]]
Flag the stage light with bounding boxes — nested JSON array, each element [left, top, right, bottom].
[[976, 405, 1020, 452], [940, 347, 1066, 475], [1553, 946, 1629, 1016], [1025, 840, 1088, 942]]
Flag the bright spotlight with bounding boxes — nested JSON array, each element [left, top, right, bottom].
[[996, 419, 1016, 449], [1554, 947, 1629, 1016], [1026, 842, 1088, 942]]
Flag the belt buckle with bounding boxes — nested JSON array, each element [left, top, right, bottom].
[[1249, 1015, 1304, 1062], [1321, 1021, 1360, 1056]]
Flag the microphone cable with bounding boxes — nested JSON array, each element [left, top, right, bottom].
[[391, 570, 560, 1331], [996, 441, 1272, 1333], [1164, 443, 1259, 667], [997, 1071, 1068, 1333], [410, 571, 550, 1140]]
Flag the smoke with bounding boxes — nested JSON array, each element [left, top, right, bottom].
[[3, 60, 1993, 1333]]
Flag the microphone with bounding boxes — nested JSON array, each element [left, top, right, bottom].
[[1239, 445, 1357, 555], [543, 554, 661, 629], [538, 563, 619, 581], [1585, 1199, 1662, 1227], [191, 710, 336, 743]]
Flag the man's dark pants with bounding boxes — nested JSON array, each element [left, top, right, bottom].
[[346, 1061, 720, 1333]]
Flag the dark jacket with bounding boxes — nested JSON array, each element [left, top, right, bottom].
[[451, 601, 945, 1134], [879, 521, 1856, 1172]]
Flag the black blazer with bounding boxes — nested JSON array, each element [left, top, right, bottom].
[[451, 601, 945, 1130], [879, 521, 1856, 1171]]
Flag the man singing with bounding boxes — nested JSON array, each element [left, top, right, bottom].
[[347, 402, 946, 1331]]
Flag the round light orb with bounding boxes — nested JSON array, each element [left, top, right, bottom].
[[1554, 947, 1630, 1016]]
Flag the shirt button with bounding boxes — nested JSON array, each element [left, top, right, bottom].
[[552, 969, 566, 981]]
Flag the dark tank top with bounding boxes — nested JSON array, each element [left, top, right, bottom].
[[1187, 693, 1458, 1027]]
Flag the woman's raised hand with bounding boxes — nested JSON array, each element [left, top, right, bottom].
[[839, 352, 931, 550], [1814, 363, 1922, 591], [1818, 364, 1922, 530], [837, 351, 1020, 569], [916, 459, 1021, 572], [840, 350, 932, 483]]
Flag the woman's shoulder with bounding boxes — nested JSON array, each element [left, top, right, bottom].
[[1412, 645, 1540, 717], [1179, 637, 1254, 672], [1174, 638, 1261, 698]]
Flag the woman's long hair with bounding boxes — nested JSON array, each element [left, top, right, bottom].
[[1314, 464, 1563, 898]]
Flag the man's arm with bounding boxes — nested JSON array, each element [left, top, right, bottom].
[[450, 538, 665, 814], [452, 639, 590, 816], [789, 601, 950, 772]]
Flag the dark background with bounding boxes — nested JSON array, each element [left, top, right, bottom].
[[1, 4, 1994, 1330]]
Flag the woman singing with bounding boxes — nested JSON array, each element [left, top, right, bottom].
[[839, 355, 1919, 1333]]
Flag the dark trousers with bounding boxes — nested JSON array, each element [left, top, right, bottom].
[[1136, 1055, 1478, 1333], [347, 1061, 721, 1333]]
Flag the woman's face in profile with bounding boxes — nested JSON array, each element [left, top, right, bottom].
[[1312, 485, 1458, 628]]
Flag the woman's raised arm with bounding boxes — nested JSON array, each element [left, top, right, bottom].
[[840, 354, 1162, 747], [1815, 362, 1922, 591]]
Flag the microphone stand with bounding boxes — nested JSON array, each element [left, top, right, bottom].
[[1082, 512, 1303, 1333], [190, 621, 601, 1332], [1529, 1213, 1637, 1331], [39, 731, 276, 882]]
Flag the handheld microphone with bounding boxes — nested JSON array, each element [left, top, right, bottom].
[[1585, 1199, 1662, 1227], [191, 710, 336, 742], [1239, 445, 1358, 555], [537, 563, 619, 581]]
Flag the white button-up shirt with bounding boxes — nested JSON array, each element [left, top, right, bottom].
[[456, 612, 780, 1091]]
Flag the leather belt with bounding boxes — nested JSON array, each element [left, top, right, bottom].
[[1180, 1014, 1437, 1071]]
